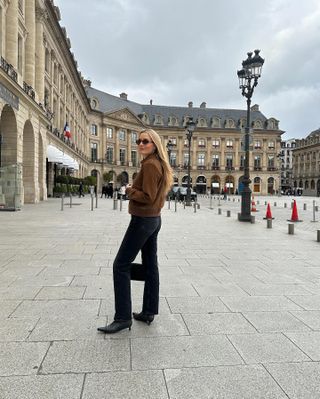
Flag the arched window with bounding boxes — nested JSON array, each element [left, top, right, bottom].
[[253, 177, 261, 193]]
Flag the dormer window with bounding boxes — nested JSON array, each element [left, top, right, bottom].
[[225, 119, 235, 128], [254, 119, 263, 129], [212, 117, 221, 128], [198, 118, 207, 128], [169, 116, 179, 126], [154, 115, 163, 125]]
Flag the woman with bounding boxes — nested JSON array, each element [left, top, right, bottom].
[[98, 129, 173, 334]]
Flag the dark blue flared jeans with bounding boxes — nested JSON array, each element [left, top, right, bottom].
[[113, 215, 161, 321]]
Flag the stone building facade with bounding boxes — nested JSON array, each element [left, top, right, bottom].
[[0, 0, 284, 208], [292, 129, 320, 196], [0, 0, 90, 206], [86, 87, 283, 195], [280, 138, 296, 193]]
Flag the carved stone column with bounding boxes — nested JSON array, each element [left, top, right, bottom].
[[5, 0, 18, 68], [25, 0, 35, 87], [35, 7, 46, 103]]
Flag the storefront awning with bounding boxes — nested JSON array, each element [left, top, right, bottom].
[[47, 145, 79, 170]]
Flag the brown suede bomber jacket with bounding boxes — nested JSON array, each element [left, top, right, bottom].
[[126, 153, 165, 217]]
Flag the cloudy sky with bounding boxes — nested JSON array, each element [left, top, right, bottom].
[[55, 0, 320, 139]]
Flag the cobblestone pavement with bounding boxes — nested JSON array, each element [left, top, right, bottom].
[[0, 196, 320, 398]]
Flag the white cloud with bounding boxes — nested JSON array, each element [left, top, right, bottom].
[[55, 0, 320, 139]]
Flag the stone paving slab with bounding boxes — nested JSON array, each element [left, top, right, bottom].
[[131, 335, 244, 370], [164, 365, 288, 399], [1, 196, 320, 398], [285, 332, 320, 361], [0, 341, 50, 376], [41, 339, 130, 374], [0, 374, 84, 399], [265, 362, 320, 399], [228, 333, 311, 363], [82, 370, 168, 399]]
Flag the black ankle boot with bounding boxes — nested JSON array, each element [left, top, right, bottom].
[[97, 320, 132, 334], [133, 312, 154, 325]]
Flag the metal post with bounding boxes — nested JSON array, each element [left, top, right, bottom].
[[284, 203, 287, 208], [168, 198, 171, 209], [288, 223, 294, 235], [218, 208, 222, 215], [194, 201, 196, 213], [311, 200, 318, 223], [95, 194, 98, 208], [61, 194, 64, 211], [317, 230, 320, 242], [91, 194, 94, 211], [113, 198, 118, 210], [303, 203, 307, 211], [267, 219, 272, 229], [227, 210, 231, 217], [70, 193, 72, 208], [175, 198, 177, 212], [120, 196, 123, 212], [209, 194, 213, 210]]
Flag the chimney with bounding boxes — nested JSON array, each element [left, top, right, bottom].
[[150, 99, 153, 105], [200, 102, 206, 108], [119, 92, 128, 100], [188, 101, 193, 108], [251, 104, 259, 111]]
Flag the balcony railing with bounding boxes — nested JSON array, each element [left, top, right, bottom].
[[254, 166, 262, 171], [0, 56, 18, 82], [267, 167, 277, 171], [211, 166, 220, 170], [197, 165, 206, 170], [23, 81, 35, 100]]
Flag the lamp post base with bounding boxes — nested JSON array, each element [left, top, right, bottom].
[[238, 212, 255, 223]]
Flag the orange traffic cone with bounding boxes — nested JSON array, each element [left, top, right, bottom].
[[251, 195, 258, 212], [263, 203, 274, 220], [287, 200, 303, 222]]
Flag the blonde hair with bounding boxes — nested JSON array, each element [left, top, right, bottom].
[[139, 128, 173, 195]]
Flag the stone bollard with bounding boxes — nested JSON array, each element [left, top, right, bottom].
[[317, 230, 320, 242], [218, 208, 222, 215], [251, 215, 255, 224], [267, 219, 272, 229], [274, 202, 277, 207], [113, 198, 118, 210], [265, 201, 267, 205], [303, 203, 307, 211], [227, 210, 231, 217], [288, 223, 294, 235], [284, 203, 287, 208], [61, 194, 64, 211]]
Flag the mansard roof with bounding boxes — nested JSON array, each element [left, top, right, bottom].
[[307, 128, 320, 138], [86, 86, 271, 128]]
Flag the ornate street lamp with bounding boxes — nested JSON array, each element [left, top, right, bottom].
[[166, 139, 173, 165], [184, 117, 196, 206], [237, 49, 264, 221]]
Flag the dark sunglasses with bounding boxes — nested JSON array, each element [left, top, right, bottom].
[[136, 139, 153, 145]]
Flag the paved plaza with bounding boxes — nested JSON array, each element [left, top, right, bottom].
[[0, 195, 320, 398]]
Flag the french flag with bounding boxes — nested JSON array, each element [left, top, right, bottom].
[[63, 122, 71, 139]]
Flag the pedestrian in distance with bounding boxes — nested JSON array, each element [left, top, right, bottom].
[[97, 128, 173, 334], [78, 181, 84, 197]]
